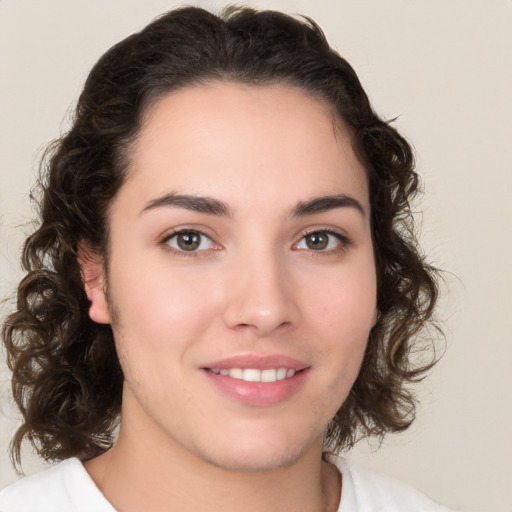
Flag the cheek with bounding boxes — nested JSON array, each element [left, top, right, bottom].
[[108, 261, 221, 352], [304, 260, 377, 376], [308, 262, 377, 333]]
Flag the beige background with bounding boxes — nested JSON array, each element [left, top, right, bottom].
[[1, 1, 511, 511]]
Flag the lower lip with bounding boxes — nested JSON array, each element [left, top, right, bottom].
[[203, 369, 309, 406]]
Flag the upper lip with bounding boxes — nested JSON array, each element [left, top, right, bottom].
[[202, 354, 309, 371]]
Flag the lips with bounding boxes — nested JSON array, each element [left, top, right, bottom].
[[209, 367, 297, 382], [201, 355, 309, 406]]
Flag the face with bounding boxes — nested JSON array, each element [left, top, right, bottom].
[[85, 83, 377, 472]]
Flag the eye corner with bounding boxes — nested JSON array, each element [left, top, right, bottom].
[[160, 228, 221, 256], [293, 228, 352, 253]]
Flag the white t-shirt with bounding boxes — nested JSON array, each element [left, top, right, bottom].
[[0, 455, 452, 511]]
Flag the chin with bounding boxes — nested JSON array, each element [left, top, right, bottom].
[[192, 430, 319, 473], [201, 448, 303, 473]]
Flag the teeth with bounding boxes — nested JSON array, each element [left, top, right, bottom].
[[209, 367, 297, 383], [261, 369, 276, 382], [245, 369, 263, 382], [277, 368, 287, 380], [229, 368, 243, 379]]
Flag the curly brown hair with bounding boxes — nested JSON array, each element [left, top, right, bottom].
[[2, 6, 442, 469]]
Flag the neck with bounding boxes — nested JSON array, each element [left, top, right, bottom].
[[85, 411, 340, 512]]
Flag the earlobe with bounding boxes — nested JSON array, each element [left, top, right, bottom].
[[78, 245, 111, 324]]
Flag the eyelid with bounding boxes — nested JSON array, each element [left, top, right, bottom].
[[158, 225, 352, 256], [293, 227, 352, 252], [159, 227, 222, 256]]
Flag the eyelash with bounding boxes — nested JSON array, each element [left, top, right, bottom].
[[160, 229, 218, 258], [294, 229, 352, 255], [159, 228, 352, 257]]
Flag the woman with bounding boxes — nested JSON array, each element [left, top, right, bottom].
[[1, 6, 448, 511]]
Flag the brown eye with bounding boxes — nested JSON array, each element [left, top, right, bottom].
[[165, 230, 214, 252], [177, 231, 201, 250], [304, 232, 329, 250], [295, 230, 346, 252]]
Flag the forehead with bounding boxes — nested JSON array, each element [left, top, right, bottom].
[[123, 82, 368, 214]]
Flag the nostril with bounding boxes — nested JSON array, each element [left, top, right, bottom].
[[222, 273, 301, 334]]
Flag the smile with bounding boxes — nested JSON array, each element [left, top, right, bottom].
[[202, 355, 309, 405], [208, 368, 296, 383]]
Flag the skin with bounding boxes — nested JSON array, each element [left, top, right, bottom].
[[83, 82, 377, 512]]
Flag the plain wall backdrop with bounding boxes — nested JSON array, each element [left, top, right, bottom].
[[1, 1, 511, 511]]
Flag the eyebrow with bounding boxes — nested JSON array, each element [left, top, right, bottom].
[[141, 193, 233, 217], [290, 194, 366, 218], [141, 192, 365, 218]]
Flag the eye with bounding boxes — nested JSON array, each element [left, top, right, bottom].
[[163, 230, 216, 252], [295, 230, 347, 252]]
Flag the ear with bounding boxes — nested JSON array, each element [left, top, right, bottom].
[[78, 244, 111, 324]]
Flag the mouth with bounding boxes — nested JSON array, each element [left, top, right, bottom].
[[201, 356, 309, 406], [207, 367, 299, 383]]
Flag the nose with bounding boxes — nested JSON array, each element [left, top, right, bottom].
[[222, 251, 301, 337]]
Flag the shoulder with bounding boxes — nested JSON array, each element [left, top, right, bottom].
[[328, 454, 454, 512], [0, 458, 115, 512]]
